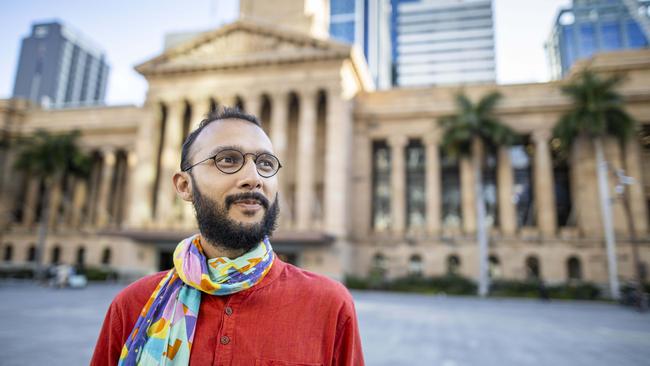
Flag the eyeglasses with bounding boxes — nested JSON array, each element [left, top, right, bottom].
[[183, 149, 282, 178]]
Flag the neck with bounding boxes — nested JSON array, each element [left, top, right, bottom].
[[199, 236, 248, 259]]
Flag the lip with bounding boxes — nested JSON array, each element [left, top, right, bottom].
[[233, 201, 263, 211]]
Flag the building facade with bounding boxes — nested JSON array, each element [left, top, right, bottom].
[[12, 21, 110, 108], [1, 0, 649, 292], [546, 0, 650, 79], [391, 0, 496, 87]]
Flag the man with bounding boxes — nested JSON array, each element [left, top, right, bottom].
[[91, 108, 364, 365]]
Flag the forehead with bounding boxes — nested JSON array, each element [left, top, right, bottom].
[[191, 118, 273, 158]]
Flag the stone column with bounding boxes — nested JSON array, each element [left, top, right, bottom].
[[532, 130, 557, 237], [119, 150, 137, 227], [388, 135, 408, 236], [193, 97, 213, 128], [296, 89, 317, 230], [270, 92, 290, 228], [245, 93, 261, 119], [109, 154, 127, 226], [156, 100, 184, 226], [460, 156, 476, 234], [424, 133, 441, 236], [22, 177, 40, 227], [497, 146, 517, 236], [127, 105, 158, 227], [351, 122, 372, 238], [324, 94, 353, 236], [47, 178, 63, 229], [624, 140, 649, 235], [221, 95, 238, 109], [69, 178, 88, 228], [182, 98, 212, 227], [95, 150, 116, 227]]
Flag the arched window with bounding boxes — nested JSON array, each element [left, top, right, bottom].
[[101, 247, 112, 265], [76, 246, 86, 267], [27, 245, 36, 262], [3, 243, 13, 262], [51, 245, 61, 264], [447, 255, 461, 275], [567, 256, 582, 281], [408, 254, 423, 277], [488, 255, 501, 279], [525, 255, 541, 280]]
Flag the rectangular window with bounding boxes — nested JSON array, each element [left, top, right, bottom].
[[626, 20, 649, 48], [406, 140, 426, 229], [578, 23, 596, 58], [330, 0, 355, 16], [600, 21, 621, 50], [441, 149, 461, 228], [511, 140, 535, 227], [330, 21, 356, 44], [372, 140, 391, 230]]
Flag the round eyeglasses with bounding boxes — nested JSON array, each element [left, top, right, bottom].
[[183, 149, 282, 178]]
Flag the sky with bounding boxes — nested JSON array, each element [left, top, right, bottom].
[[0, 0, 571, 106]]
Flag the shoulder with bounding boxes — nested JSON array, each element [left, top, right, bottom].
[[279, 262, 354, 305]]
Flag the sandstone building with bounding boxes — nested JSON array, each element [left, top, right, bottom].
[[1, 0, 649, 291]]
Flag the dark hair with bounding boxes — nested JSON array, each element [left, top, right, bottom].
[[180, 106, 262, 171]]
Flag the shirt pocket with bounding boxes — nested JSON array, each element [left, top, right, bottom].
[[254, 359, 323, 366]]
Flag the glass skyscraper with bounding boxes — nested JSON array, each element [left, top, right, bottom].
[[329, 0, 393, 89], [12, 21, 110, 108], [546, 0, 650, 79], [391, 0, 496, 87]]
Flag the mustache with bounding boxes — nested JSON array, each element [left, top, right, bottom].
[[225, 192, 270, 210]]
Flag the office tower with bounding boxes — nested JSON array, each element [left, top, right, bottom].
[[546, 0, 650, 79], [329, 0, 393, 89], [12, 21, 110, 108], [391, 0, 496, 87]]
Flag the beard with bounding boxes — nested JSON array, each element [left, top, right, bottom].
[[191, 178, 279, 254]]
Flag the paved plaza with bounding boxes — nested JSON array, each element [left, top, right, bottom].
[[0, 281, 649, 365]]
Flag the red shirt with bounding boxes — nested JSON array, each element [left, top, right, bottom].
[[90, 258, 364, 366]]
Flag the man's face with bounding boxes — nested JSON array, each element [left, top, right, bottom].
[[183, 119, 279, 251]]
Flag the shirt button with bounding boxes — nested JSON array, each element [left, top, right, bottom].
[[225, 306, 233, 316], [220, 335, 230, 345]]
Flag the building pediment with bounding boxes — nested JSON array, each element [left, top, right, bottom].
[[135, 19, 352, 76]]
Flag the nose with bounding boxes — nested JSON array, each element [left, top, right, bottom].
[[236, 156, 263, 191]]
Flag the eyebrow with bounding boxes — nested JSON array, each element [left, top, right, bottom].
[[205, 145, 274, 158]]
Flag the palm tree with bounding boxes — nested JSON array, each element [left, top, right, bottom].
[[553, 70, 635, 300], [440, 91, 518, 297], [13, 129, 91, 280]]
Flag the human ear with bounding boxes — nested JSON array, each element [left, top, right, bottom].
[[172, 172, 193, 202]]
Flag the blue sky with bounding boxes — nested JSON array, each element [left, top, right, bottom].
[[0, 0, 570, 106]]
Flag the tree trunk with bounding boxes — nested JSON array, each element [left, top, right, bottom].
[[35, 179, 53, 281], [473, 137, 489, 297], [594, 137, 620, 300]]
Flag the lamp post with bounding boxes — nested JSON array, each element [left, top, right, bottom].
[[614, 169, 647, 312]]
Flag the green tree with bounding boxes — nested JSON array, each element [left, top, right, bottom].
[[553, 70, 635, 300], [13, 129, 91, 279], [440, 91, 518, 297]]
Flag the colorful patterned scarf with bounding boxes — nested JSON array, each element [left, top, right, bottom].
[[118, 234, 274, 366]]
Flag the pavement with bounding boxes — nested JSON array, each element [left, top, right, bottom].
[[0, 280, 649, 366]]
